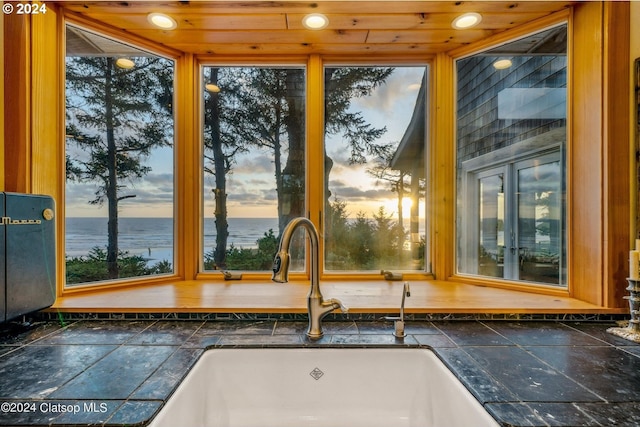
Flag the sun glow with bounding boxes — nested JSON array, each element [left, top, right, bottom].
[[383, 197, 414, 217]]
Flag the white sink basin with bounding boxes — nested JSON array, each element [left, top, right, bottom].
[[149, 348, 499, 427]]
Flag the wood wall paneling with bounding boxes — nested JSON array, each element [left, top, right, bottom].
[[1, 14, 4, 190], [603, 1, 631, 308], [568, 1, 631, 308], [4, 14, 31, 193], [571, 2, 604, 305], [31, 8, 62, 198], [31, 6, 65, 297]]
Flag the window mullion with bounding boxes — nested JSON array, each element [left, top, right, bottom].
[[307, 54, 325, 275]]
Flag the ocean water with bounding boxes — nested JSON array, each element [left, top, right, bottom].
[[65, 217, 279, 263], [66, 216, 424, 264]]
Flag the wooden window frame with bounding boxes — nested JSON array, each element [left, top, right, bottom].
[[61, 12, 183, 294], [432, 5, 631, 307], [194, 57, 433, 282], [452, 21, 569, 290]]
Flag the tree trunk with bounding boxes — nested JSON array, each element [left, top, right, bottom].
[[323, 69, 335, 216], [209, 68, 229, 269], [105, 59, 119, 279], [280, 69, 306, 234], [396, 178, 404, 262], [274, 107, 283, 232]]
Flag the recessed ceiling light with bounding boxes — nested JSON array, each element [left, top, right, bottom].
[[452, 12, 482, 30], [302, 13, 329, 30], [493, 58, 513, 70], [147, 12, 177, 30], [493, 59, 513, 70], [115, 58, 135, 69], [205, 83, 221, 93]]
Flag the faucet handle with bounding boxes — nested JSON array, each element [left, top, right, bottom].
[[328, 298, 349, 313]]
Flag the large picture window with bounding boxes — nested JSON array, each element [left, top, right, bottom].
[[456, 25, 567, 286], [201, 66, 306, 272], [64, 24, 175, 286], [200, 64, 428, 275], [323, 66, 428, 272]]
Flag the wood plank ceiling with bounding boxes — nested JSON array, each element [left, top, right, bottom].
[[55, 1, 574, 56]]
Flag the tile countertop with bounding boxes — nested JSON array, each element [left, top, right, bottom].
[[0, 318, 639, 427]]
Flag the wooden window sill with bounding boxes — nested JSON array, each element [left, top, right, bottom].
[[49, 279, 624, 314]]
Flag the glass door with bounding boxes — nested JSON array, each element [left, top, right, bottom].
[[461, 152, 564, 286], [515, 156, 563, 284], [477, 170, 506, 278]]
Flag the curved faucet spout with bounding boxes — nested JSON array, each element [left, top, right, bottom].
[[271, 217, 347, 339], [272, 217, 318, 286]]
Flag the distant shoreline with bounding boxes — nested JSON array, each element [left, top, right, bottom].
[[65, 217, 281, 258]]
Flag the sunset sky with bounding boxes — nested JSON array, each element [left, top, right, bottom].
[[66, 66, 427, 222]]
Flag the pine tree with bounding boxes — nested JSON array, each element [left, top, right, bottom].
[[66, 56, 174, 279], [203, 66, 394, 269]]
